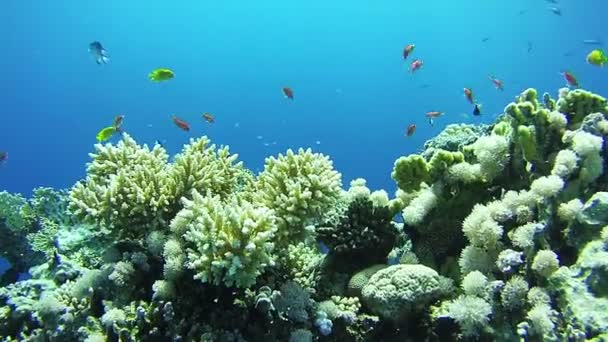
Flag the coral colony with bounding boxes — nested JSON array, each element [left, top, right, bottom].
[[1, 87, 608, 340]]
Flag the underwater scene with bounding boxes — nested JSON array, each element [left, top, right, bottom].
[[2, 0, 608, 340]]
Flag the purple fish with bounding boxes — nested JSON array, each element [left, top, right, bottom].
[[89, 41, 109, 64]]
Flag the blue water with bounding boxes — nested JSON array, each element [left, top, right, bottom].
[[1, 0, 606, 195]]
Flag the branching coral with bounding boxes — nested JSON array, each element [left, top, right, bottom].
[[255, 148, 342, 246], [170, 190, 278, 288]]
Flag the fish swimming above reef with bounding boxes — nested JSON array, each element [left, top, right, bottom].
[[172, 115, 190, 131], [89, 41, 109, 65], [586, 49, 608, 66], [96, 126, 117, 142], [403, 44, 415, 59], [149, 68, 175, 82], [473, 103, 482, 116], [282, 87, 294, 100], [426, 111, 443, 125], [548, 7, 561, 15], [406, 124, 416, 137], [202, 112, 215, 124]]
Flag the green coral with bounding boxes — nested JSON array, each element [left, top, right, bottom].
[[556, 88, 608, 126], [170, 190, 278, 288], [69, 134, 172, 238], [255, 148, 342, 246], [391, 154, 430, 192]]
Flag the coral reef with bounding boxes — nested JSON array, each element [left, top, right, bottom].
[[1, 87, 608, 341]]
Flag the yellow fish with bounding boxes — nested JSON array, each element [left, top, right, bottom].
[[148, 68, 175, 82], [96, 126, 117, 142], [586, 49, 608, 67]]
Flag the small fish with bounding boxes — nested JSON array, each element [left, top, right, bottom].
[[586, 49, 608, 67], [548, 7, 561, 15], [315, 140, 321, 145], [171, 115, 190, 131], [473, 104, 482, 116], [96, 126, 117, 142], [403, 44, 415, 59], [527, 41, 533, 53], [256, 135, 263, 140], [410, 59, 423, 73], [464, 88, 474, 104], [89, 41, 109, 65], [426, 111, 443, 126], [481, 37, 490, 43], [545, 0, 558, 3], [406, 124, 416, 136], [113, 114, 125, 132], [282, 87, 294, 99], [202, 112, 215, 123], [155, 140, 165, 148], [149, 68, 175, 82], [489, 75, 504, 90], [583, 39, 603, 46], [561, 71, 579, 88], [518, 10, 526, 15], [0, 151, 7, 163]]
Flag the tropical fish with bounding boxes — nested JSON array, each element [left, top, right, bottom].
[[464, 88, 474, 104], [202, 112, 215, 123], [527, 41, 533, 53], [172, 115, 190, 131], [473, 104, 482, 116], [403, 44, 415, 59], [89, 41, 109, 65], [489, 75, 504, 90], [561, 71, 579, 88], [426, 111, 443, 126], [481, 37, 490, 43], [113, 114, 125, 132], [96, 126, 117, 142], [0, 151, 7, 163], [548, 7, 561, 15], [410, 59, 423, 73], [282, 87, 294, 99], [406, 124, 416, 137], [586, 49, 608, 67], [149, 68, 175, 82]]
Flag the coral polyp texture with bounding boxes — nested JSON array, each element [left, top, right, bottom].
[[1, 87, 608, 341]]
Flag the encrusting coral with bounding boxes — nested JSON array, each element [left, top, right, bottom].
[[1, 86, 608, 341]]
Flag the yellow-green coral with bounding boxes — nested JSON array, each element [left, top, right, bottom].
[[428, 150, 464, 179], [170, 190, 278, 288], [255, 148, 342, 246], [169, 137, 250, 203], [391, 154, 430, 192], [68, 134, 172, 238]]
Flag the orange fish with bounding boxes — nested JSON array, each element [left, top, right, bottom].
[[561, 71, 579, 88], [464, 88, 474, 104], [172, 115, 190, 131], [410, 59, 423, 73], [406, 124, 416, 136], [489, 75, 504, 91], [425, 111, 443, 126], [282, 87, 294, 99], [202, 112, 215, 124], [113, 114, 125, 132], [403, 44, 415, 60]]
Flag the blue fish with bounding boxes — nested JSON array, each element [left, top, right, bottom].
[[89, 41, 109, 64], [473, 104, 482, 116]]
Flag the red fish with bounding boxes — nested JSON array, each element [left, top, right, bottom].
[[425, 111, 443, 126], [202, 112, 215, 124], [561, 71, 579, 88], [172, 115, 190, 131], [489, 75, 504, 90], [113, 114, 125, 132], [403, 44, 415, 60], [282, 87, 294, 99], [0, 151, 7, 163], [464, 88, 474, 104], [406, 124, 416, 136], [410, 59, 423, 73]]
